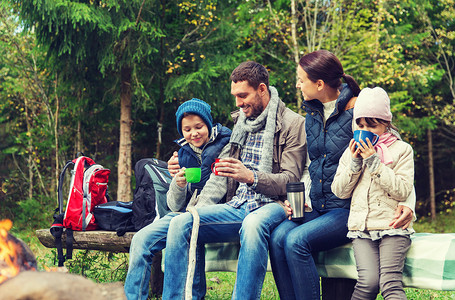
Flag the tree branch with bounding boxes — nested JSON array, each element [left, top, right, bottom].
[[135, 0, 146, 26]]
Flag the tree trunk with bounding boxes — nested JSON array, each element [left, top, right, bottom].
[[54, 77, 60, 200], [76, 118, 82, 155], [117, 66, 133, 202], [155, 0, 166, 159], [428, 128, 436, 221], [24, 97, 33, 200], [291, 0, 303, 114], [156, 79, 165, 159], [75, 91, 83, 156]]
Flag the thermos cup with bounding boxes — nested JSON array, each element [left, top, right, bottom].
[[286, 182, 305, 220]]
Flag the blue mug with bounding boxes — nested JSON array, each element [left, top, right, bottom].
[[353, 130, 379, 146]]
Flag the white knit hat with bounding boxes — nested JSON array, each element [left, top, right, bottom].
[[354, 87, 392, 122]]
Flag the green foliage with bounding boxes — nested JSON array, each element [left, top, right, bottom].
[[1, 0, 455, 226], [65, 250, 128, 283], [396, 116, 437, 139], [15, 195, 54, 230]]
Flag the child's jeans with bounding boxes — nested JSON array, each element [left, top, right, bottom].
[[351, 235, 411, 300]]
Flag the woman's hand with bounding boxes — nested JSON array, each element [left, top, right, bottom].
[[175, 167, 187, 188], [284, 200, 293, 220], [284, 200, 309, 220], [389, 205, 414, 229], [356, 137, 376, 159]]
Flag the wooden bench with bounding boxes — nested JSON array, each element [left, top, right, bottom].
[[36, 229, 455, 298]]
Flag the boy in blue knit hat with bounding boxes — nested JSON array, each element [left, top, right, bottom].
[[125, 98, 231, 300], [169, 98, 231, 207]]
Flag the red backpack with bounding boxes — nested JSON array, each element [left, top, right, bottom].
[[50, 155, 110, 266]]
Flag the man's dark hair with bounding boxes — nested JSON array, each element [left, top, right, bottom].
[[230, 61, 269, 90]]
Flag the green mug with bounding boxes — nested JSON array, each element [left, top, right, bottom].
[[184, 167, 201, 183]]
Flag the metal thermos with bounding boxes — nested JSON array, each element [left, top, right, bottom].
[[286, 182, 305, 220]]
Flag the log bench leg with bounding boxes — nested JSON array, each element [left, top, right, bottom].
[[149, 251, 164, 296], [321, 277, 356, 300]]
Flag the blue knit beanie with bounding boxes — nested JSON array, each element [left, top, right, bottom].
[[175, 98, 213, 136]]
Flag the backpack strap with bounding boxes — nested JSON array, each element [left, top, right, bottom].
[[57, 160, 75, 215], [50, 212, 65, 267]]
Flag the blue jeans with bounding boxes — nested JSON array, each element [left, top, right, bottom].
[[124, 213, 206, 300], [269, 208, 350, 300], [162, 202, 287, 300]]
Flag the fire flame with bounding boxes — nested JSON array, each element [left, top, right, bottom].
[[0, 219, 21, 284]]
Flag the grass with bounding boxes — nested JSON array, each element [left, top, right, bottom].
[[9, 210, 455, 299], [205, 272, 279, 300], [413, 211, 455, 233], [203, 272, 455, 300]]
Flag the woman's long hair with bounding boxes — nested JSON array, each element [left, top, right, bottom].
[[299, 50, 361, 96]]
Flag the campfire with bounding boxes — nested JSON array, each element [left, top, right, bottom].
[[0, 219, 126, 300], [0, 219, 36, 284]]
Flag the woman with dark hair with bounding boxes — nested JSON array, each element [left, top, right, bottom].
[[269, 50, 413, 299]]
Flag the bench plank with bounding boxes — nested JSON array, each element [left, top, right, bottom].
[[35, 229, 135, 253]]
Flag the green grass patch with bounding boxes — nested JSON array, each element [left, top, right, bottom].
[[414, 211, 455, 233]]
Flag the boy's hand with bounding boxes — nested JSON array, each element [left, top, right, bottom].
[[356, 138, 376, 159], [168, 151, 180, 177], [175, 167, 187, 188]]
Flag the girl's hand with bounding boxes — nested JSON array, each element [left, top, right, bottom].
[[175, 167, 187, 188], [356, 137, 376, 159], [349, 139, 361, 158]]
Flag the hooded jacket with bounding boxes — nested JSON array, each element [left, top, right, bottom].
[[169, 123, 231, 211], [332, 139, 414, 231], [301, 84, 356, 211]]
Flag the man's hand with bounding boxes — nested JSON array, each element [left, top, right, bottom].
[[167, 151, 180, 177], [389, 205, 414, 229], [214, 157, 255, 184]]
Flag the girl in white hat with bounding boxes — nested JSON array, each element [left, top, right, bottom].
[[332, 87, 415, 300]]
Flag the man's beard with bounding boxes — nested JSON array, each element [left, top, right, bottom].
[[248, 93, 264, 119]]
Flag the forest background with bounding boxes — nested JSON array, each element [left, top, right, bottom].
[[1, 0, 455, 231]]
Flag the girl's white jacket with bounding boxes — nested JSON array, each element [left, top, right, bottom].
[[332, 140, 414, 231]]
